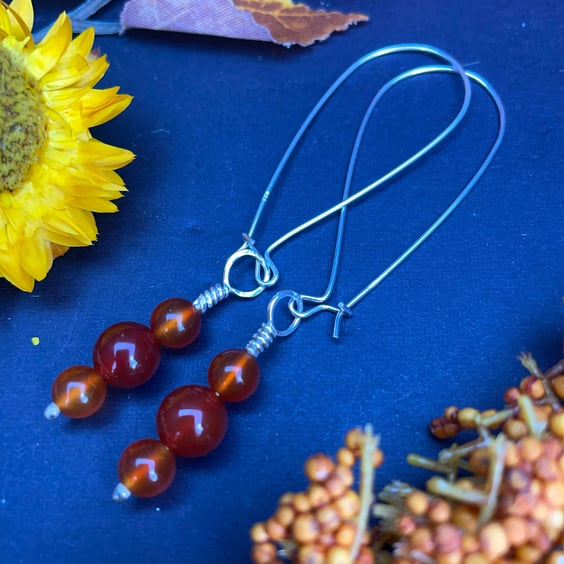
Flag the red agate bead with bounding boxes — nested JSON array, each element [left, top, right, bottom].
[[157, 385, 227, 458], [93, 322, 161, 388], [208, 349, 260, 402], [150, 298, 202, 349], [114, 439, 176, 500], [47, 365, 107, 419]]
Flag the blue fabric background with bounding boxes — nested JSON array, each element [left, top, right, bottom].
[[1, 0, 563, 562]]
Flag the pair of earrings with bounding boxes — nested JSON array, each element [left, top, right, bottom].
[[44, 44, 506, 501]]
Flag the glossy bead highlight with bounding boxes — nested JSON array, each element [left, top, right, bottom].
[[116, 439, 176, 499], [150, 298, 202, 348], [93, 322, 161, 388], [49, 365, 106, 419], [157, 385, 228, 458], [208, 349, 260, 402]]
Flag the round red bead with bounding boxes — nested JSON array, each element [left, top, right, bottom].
[[51, 365, 107, 418], [208, 349, 260, 402], [117, 439, 176, 498], [150, 298, 202, 349], [157, 385, 227, 458], [93, 322, 161, 388]]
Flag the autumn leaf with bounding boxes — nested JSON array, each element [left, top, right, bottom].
[[120, 0, 368, 47]]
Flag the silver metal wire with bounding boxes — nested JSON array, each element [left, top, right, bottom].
[[245, 323, 277, 357], [193, 283, 231, 314], [253, 63, 505, 344], [223, 44, 472, 300]]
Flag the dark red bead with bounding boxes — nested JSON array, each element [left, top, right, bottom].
[[208, 349, 260, 402], [150, 298, 202, 349], [157, 385, 227, 458], [117, 439, 176, 498], [93, 322, 161, 388]]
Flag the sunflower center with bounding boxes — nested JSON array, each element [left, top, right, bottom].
[[0, 46, 48, 193]]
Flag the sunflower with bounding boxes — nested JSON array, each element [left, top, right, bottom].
[[0, 0, 133, 291]]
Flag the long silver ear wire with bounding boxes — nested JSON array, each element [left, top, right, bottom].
[[244, 65, 505, 359], [224, 43, 474, 309]]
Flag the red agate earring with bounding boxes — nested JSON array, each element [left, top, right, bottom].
[[110, 52, 506, 501], [44, 43, 471, 423]]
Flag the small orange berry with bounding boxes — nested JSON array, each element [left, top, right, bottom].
[[503, 418, 528, 440], [457, 407, 479, 429], [514, 542, 544, 561], [274, 505, 295, 528], [549, 411, 564, 438], [462, 553, 489, 564], [434, 523, 462, 554], [304, 454, 335, 483], [345, 428, 364, 453], [307, 483, 331, 509], [545, 481, 564, 508], [326, 545, 352, 564], [405, 490, 429, 516], [292, 492, 312, 514], [296, 544, 325, 564], [501, 516, 529, 546], [325, 475, 349, 500], [410, 526, 434, 553], [335, 522, 357, 547], [250, 522, 269, 544], [292, 513, 320, 544], [265, 517, 287, 542], [428, 499, 451, 523], [251, 541, 278, 564], [520, 436, 544, 462], [334, 490, 360, 520], [336, 447, 355, 467], [551, 375, 564, 398], [372, 448, 384, 468], [316, 505, 341, 532], [479, 522, 509, 560]]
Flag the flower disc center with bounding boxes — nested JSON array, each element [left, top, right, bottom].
[[0, 46, 48, 194]]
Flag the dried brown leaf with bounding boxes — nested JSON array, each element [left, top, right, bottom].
[[120, 0, 368, 47]]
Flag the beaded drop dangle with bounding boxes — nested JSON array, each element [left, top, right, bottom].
[[111, 53, 506, 501], [44, 42, 479, 423]]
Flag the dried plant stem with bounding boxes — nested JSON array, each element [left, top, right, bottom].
[[351, 425, 379, 561], [479, 433, 506, 524], [519, 352, 561, 411], [517, 394, 546, 437]]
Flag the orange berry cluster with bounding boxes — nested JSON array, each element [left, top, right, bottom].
[[374, 351, 564, 563], [430, 353, 564, 441], [250, 428, 383, 564]]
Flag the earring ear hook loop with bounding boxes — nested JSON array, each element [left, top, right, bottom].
[[223, 44, 472, 301]]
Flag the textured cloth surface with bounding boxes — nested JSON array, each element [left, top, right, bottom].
[[1, 1, 563, 563]]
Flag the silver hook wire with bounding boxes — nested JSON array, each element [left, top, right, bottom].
[[329, 66, 506, 337], [224, 43, 471, 299], [263, 65, 505, 343]]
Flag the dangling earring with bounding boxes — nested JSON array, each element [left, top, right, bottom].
[[109, 51, 506, 501], [43, 43, 478, 423]]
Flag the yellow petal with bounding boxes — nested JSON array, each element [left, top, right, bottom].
[[20, 234, 53, 281], [27, 12, 72, 79], [8, 0, 34, 37]]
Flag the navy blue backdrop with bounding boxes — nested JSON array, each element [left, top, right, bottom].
[[1, 1, 563, 562]]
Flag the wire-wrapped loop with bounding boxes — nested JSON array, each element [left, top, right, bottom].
[[193, 283, 231, 314], [245, 322, 276, 358]]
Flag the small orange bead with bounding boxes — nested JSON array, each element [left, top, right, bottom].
[[49, 366, 106, 419], [116, 439, 176, 499], [150, 298, 202, 349], [208, 349, 260, 402]]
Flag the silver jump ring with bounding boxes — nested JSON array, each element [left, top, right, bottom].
[[266, 290, 304, 337], [223, 246, 271, 299]]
